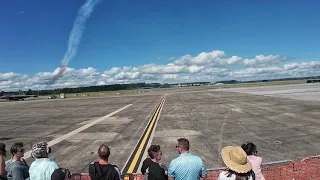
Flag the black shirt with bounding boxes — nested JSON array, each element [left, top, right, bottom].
[[89, 162, 122, 180], [141, 158, 167, 180]]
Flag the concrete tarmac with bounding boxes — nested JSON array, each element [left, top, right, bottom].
[[0, 84, 320, 173]]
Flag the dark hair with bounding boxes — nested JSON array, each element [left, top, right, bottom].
[[241, 142, 257, 156], [0, 143, 6, 156], [226, 169, 253, 180], [51, 168, 71, 180], [177, 138, 190, 151], [148, 145, 161, 159], [10, 142, 24, 155], [98, 144, 110, 161]]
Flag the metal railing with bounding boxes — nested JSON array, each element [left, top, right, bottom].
[[70, 155, 320, 180]]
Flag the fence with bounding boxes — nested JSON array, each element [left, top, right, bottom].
[[71, 155, 320, 180]]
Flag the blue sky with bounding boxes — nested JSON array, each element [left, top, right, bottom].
[[1, 0, 320, 90]]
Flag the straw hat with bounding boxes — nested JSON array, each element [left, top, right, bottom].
[[221, 146, 252, 173]]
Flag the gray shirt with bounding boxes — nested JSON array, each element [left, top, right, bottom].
[[5, 159, 29, 180]]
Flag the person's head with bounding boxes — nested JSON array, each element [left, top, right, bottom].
[[51, 168, 71, 180], [176, 138, 189, 154], [10, 142, 25, 159], [98, 144, 110, 161], [0, 143, 6, 157], [241, 142, 258, 156], [147, 145, 162, 161], [221, 146, 252, 176], [32, 142, 51, 159]]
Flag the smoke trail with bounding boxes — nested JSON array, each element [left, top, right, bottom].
[[47, 0, 102, 85]]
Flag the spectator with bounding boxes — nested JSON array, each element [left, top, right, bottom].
[[141, 145, 167, 180], [51, 168, 71, 180], [0, 143, 7, 179], [89, 144, 122, 180], [168, 138, 207, 180], [5, 142, 29, 180], [29, 142, 59, 180], [241, 142, 264, 180], [219, 146, 254, 180]]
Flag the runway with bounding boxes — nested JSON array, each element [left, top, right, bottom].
[[1, 83, 320, 173]]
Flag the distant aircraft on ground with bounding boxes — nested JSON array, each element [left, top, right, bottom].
[[0, 90, 38, 101]]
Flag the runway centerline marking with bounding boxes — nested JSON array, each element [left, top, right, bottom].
[[122, 95, 166, 175], [6, 103, 133, 163]]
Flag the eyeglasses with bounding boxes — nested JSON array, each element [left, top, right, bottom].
[[176, 145, 180, 148], [18, 149, 25, 152]]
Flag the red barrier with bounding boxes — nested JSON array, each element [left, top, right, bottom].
[[70, 156, 320, 180]]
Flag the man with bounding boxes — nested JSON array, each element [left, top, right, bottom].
[[168, 138, 207, 180], [5, 142, 29, 180], [29, 142, 59, 180], [0, 143, 7, 179], [89, 144, 122, 180]]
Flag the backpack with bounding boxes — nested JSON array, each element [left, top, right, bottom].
[[90, 162, 117, 180]]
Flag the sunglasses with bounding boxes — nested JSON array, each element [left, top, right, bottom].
[[18, 149, 25, 152]]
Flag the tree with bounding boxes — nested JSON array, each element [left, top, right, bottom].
[[26, 89, 33, 95]]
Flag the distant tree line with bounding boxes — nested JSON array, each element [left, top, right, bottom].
[[2, 76, 319, 96], [31, 83, 171, 95]]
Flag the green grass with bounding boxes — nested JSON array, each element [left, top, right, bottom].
[[211, 80, 306, 89], [64, 89, 154, 98], [44, 80, 308, 99]]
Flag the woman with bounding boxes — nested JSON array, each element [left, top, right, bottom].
[[0, 143, 7, 180], [141, 145, 167, 180], [219, 146, 255, 180], [241, 142, 265, 180]]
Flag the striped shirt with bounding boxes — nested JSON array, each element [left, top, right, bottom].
[[168, 153, 207, 180]]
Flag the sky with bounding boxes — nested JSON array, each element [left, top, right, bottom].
[[1, 0, 320, 91]]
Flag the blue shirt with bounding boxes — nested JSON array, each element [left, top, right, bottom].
[[168, 153, 207, 180], [29, 158, 59, 180]]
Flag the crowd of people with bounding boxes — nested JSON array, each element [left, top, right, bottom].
[[0, 138, 265, 180]]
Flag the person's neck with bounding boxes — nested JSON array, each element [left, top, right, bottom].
[[180, 151, 189, 154], [99, 159, 109, 164], [36, 157, 48, 160], [13, 156, 21, 161], [151, 158, 158, 163]]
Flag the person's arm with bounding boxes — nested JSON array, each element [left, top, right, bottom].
[[88, 163, 97, 180], [46, 162, 60, 179], [0, 156, 7, 176], [114, 166, 123, 180], [141, 159, 147, 175], [167, 161, 175, 180], [200, 159, 207, 179]]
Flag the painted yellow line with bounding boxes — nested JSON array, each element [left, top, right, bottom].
[[126, 97, 165, 173]]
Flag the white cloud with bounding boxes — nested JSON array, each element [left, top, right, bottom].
[[227, 56, 243, 64], [174, 50, 225, 66], [244, 55, 286, 67], [1, 50, 319, 91]]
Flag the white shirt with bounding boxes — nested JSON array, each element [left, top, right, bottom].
[[218, 171, 253, 180]]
